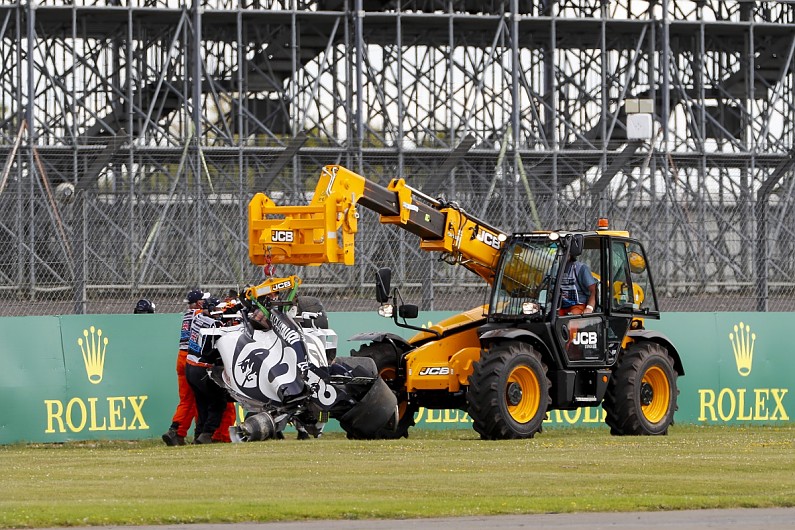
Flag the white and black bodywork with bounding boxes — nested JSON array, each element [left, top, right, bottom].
[[202, 290, 398, 441]]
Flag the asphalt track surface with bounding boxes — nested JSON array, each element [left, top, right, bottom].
[[31, 508, 795, 530]]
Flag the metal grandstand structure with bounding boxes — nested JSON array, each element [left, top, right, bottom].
[[0, 0, 794, 315]]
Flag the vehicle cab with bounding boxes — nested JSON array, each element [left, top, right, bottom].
[[486, 226, 659, 371]]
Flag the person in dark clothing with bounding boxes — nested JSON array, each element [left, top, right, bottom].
[[184, 297, 230, 444], [161, 289, 206, 446], [558, 257, 597, 316], [133, 299, 156, 314]]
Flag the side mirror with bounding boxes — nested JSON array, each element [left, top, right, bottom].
[[375, 268, 392, 303], [398, 304, 418, 319], [569, 234, 584, 258]]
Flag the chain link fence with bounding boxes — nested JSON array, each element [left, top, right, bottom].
[[1, 140, 794, 316], [2, 1, 794, 316]]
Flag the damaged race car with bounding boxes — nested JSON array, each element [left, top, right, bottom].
[[198, 275, 399, 441]]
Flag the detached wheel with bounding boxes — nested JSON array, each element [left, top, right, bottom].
[[296, 296, 329, 329], [351, 342, 418, 439], [603, 341, 678, 435], [466, 341, 550, 440]]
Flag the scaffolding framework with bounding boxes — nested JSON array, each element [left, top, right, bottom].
[[1, 0, 794, 315]]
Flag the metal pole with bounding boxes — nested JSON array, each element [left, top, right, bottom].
[[74, 194, 87, 314], [754, 197, 768, 312], [72, 4, 85, 314], [354, 0, 364, 161], [26, 1, 36, 303], [192, 1, 204, 286]]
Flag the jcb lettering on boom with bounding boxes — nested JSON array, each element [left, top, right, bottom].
[[475, 229, 502, 249]]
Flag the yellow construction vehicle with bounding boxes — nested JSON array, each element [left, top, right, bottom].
[[248, 165, 683, 439]]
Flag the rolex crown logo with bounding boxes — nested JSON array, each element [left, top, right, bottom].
[[78, 326, 108, 384], [729, 322, 755, 377]]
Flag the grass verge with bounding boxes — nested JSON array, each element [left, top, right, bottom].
[[1, 425, 793, 527]]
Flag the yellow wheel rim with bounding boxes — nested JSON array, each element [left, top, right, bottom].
[[378, 366, 407, 419], [641, 365, 671, 424], [505, 365, 540, 423], [379, 366, 396, 382]]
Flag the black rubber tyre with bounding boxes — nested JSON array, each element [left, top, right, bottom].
[[350, 342, 418, 439], [296, 296, 329, 329], [333, 356, 379, 378], [603, 341, 679, 435], [338, 377, 399, 439], [239, 412, 276, 441], [466, 341, 550, 440]]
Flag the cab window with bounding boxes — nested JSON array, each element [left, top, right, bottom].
[[610, 240, 657, 313], [577, 237, 602, 312]]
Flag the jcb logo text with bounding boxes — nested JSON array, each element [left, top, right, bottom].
[[419, 367, 450, 376], [271, 230, 294, 242], [573, 331, 597, 346], [475, 230, 502, 249]]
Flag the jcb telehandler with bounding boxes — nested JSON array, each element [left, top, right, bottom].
[[248, 165, 683, 439]]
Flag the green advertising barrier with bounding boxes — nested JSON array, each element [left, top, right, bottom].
[[47, 314, 181, 442], [0, 310, 791, 444], [0, 314, 180, 444], [0, 317, 64, 443], [652, 313, 790, 424]]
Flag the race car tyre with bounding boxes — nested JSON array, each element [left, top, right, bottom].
[[338, 377, 399, 439], [603, 341, 679, 435], [351, 341, 418, 439], [333, 355, 379, 378], [296, 295, 329, 329], [239, 412, 276, 442], [467, 341, 550, 440]]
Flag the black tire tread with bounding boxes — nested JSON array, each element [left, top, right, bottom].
[[603, 341, 679, 436], [337, 378, 399, 439], [349, 342, 417, 439], [466, 341, 550, 440], [296, 296, 329, 329]]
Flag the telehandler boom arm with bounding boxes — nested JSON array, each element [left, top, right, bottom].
[[249, 165, 507, 285]]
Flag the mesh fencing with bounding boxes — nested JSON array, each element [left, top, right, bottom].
[[1, 141, 794, 316]]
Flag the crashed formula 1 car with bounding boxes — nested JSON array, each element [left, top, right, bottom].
[[200, 275, 399, 441]]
